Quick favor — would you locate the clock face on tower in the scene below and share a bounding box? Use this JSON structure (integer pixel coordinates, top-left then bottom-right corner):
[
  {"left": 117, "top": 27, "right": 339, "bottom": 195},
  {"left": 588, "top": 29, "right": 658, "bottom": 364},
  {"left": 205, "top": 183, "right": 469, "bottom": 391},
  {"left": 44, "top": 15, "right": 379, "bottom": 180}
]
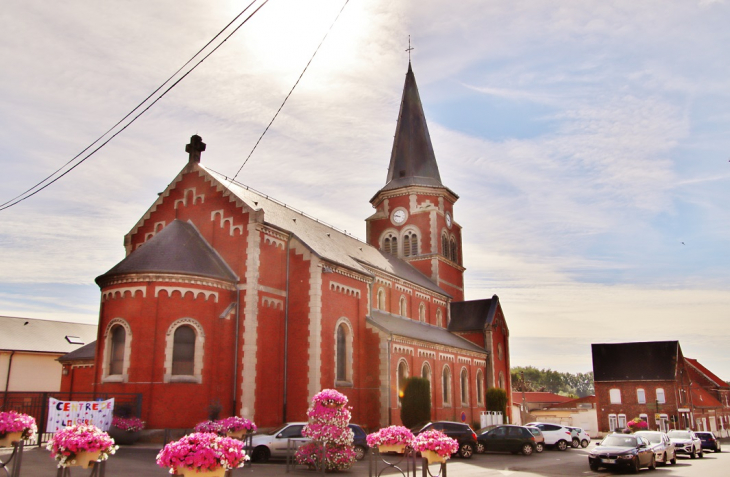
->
[
  {"left": 392, "top": 208, "right": 407, "bottom": 225},
  {"left": 445, "top": 211, "right": 452, "bottom": 228}
]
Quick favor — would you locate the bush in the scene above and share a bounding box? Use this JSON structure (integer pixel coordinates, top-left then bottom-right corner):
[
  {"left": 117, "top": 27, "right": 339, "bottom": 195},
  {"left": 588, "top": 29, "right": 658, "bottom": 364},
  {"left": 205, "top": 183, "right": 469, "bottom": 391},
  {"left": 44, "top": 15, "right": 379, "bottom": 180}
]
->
[
  {"left": 485, "top": 388, "right": 508, "bottom": 416},
  {"left": 400, "top": 378, "right": 431, "bottom": 428}
]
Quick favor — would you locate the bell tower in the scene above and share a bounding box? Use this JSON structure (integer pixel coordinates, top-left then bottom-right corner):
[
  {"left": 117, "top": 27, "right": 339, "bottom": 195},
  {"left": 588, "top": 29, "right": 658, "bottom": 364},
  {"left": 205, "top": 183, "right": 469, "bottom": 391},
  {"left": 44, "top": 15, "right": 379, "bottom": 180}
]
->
[{"left": 366, "top": 62, "right": 465, "bottom": 301}]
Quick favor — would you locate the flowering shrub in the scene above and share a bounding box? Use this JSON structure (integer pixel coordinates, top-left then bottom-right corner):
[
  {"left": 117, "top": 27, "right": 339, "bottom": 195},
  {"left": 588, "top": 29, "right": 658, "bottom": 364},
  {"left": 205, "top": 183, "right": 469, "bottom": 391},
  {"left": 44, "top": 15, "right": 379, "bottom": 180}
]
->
[
  {"left": 411, "top": 430, "right": 459, "bottom": 458},
  {"left": 111, "top": 416, "right": 145, "bottom": 432},
  {"left": 46, "top": 424, "right": 118, "bottom": 468},
  {"left": 0, "top": 411, "right": 37, "bottom": 440},
  {"left": 627, "top": 418, "right": 648, "bottom": 431},
  {"left": 366, "top": 426, "right": 414, "bottom": 448},
  {"left": 312, "top": 389, "right": 348, "bottom": 408},
  {"left": 295, "top": 442, "right": 357, "bottom": 471},
  {"left": 156, "top": 432, "right": 248, "bottom": 474},
  {"left": 303, "top": 424, "right": 353, "bottom": 446},
  {"left": 194, "top": 420, "right": 224, "bottom": 435},
  {"left": 218, "top": 417, "right": 256, "bottom": 434}
]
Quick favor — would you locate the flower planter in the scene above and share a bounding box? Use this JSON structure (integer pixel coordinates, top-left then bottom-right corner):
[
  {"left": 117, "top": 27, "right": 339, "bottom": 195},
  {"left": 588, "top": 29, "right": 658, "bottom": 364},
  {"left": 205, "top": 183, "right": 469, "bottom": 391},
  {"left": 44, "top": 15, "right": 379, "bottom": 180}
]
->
[
  {"left": 0, "top": 431, "right": 23, "bottom": 447},
  {"left": 108, "top": 426, "right": 141, "bottom": 445},
  {"left": 72, "top": 450, "right": 102, "bottom": 469},
  {"left": 177, "top": 466, "right": 226, "bottom": 477},
  {"left": 422, "top": 450, "right": 446, "bottom": 465},
  {"left": 378, "top": 443, "right": 406, "bottom": 454}
]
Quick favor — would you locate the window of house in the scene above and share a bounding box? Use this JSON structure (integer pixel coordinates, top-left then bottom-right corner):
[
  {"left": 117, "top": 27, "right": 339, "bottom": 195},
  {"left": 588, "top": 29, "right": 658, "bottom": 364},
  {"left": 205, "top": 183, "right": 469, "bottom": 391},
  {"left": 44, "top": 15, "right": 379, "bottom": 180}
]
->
[
  {"left": 442, "top": 233, "right": 449, "bottom": 258},
  {"left": 419, "top": 303, "right": 426, "bottom": 322},
  {"left": 656, "top": 388, "right": 666, "bottom": 404},
  {"left": 403, "top": 231, "right": 418, "bottom": 257},
  {"left": 460, "top": 368, "right": 469, "bottom": 405},
  {"left": 476, "top": 370, "right": 484, "bottom": 405},
  {"left": 637, "top": 388, "right": 646, "bottom": 404},
  {"left": 377, "top": 289, "right": 386, "bottom": 310},
  {"left": 397, "top": 360, "right": 408, "bottom": 406},
  {"left": 334, "top": 318, "right": 353, "bottom": 385},
  {"left": 609, "top": 388, "right": 622, "bottom": 404},
  {"left": 449, "top": 238, "right": 457, "bottom": 262},
  {"left": 172, "top": 326, "right": 196, "bottom": 375},
  {"left": 399, "top": 296, "right": 407, "bottom": 316},
  {"left": 109, "top": 325, "right": 126, "bottom": 375},
  {"left": 618, "top": 414, "right": 627, "bottom": 428},
  {"left": 608, "top": 414, "right": 618, "bottom": 431},
  {"left": 442, "top": 366, "right": 452, "bottom": 406}
]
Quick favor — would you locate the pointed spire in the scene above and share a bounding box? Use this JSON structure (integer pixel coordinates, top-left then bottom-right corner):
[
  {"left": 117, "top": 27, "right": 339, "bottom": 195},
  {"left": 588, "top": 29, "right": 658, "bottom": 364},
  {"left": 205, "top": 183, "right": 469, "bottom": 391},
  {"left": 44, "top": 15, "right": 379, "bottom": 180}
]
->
[{"left": 380, "top": 63, "right": 443, "bottom": 192}]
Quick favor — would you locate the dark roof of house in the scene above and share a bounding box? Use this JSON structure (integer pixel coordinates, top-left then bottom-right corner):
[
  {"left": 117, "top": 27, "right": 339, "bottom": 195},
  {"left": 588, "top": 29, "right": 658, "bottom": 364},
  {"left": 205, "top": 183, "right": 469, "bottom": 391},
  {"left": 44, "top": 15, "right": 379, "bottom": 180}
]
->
[
  {"left": 685, "top": 358, "right": 729, "bottom": 389},
  {"left": 448, "top": 296, "right": 499, "bottom": 332},
  {"left": 367, "top": 310, "right": 486, "bottom": 354},
  {"left": 0, "top": 316, "right": 97, "bottom": 354},
  {"left": 58, "top": 341, "right": 97, "bottom": 362},
  {"left": 592, "top": 341, "right": 680, "bottom": 382},
  {"left": 96, "top": 219, "right": 238, "bottom": 285},
  {"left": 375, "top": 63, "right": 454, "bottom": 197}
]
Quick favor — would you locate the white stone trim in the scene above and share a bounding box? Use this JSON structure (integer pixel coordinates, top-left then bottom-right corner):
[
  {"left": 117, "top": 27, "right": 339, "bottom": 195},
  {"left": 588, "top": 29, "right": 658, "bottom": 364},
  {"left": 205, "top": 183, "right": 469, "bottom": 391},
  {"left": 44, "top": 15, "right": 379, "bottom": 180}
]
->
[
  {"left": 330, "top": 281, "right": 361, "bottom": 298},
  {"left": 240, "top": 223, "right": 262, "bottom": 417},
  {"left": 375, "top": 277, "right": 392, "bottom": 287},
  {"left": 439, "top": 353, "right": 455, "bottom": 362},
  {"left": 458, "top": 356, "right": 472, "bottom": 365},
  {"left": 155, "top": 286, "right": 218, "bottom": 303},
  {"left": 163, "top": 318, "right": 205, "bottom": 384},
  {"left": 430, "top": 209, "right": 438, "bottom": 254},
  {"left": 102, "top": 286, "right": 146, "bottom": 301},
  {"left": 258, "top": 285, "right": 286, "bottom": 297},
  {"left": 333, "top": 317, "right": 354, "bottom": 386},
  {"left": 418, "top": 350, "right": 436, "bottom": 359},
  {"left": 211, "top": 209, "right": 244, "bottom": 236},
  {"left": 263, "top": 234, "right": 286, "bottom": 249},
  {"left": 101, "top": 318, "right": 132, "bottom": 383},
  {"left": 393, "top": 344, "right": 414, "bottom": 356},
  {"left": 433, "top": 298, "right": 446, "bottom": 307},
  {"left": 395, "top": 284, "right": 412, "bottom": 294},
  {"left": 415, "top": 292, "right": 431, "bottom": 301},
  {"left": 174, "top": 188, "right": 204, "bottom": 209},
  {"left": 307, "top": 255, "right": 323, "bottom": 400},
  {"left": 262, "top": 296, "right": 283, "bottom": 310}
]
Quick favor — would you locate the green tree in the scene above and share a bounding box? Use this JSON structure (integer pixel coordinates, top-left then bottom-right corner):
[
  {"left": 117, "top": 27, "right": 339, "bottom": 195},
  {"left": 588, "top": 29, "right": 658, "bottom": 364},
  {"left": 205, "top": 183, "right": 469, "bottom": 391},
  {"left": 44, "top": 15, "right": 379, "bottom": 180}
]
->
[
  {"left": 400, "top": 377, "right": 431, "bottom": 428},
  {"left": 485, "top": 388, "right": 508, "bottom": 416},
  {"left": 511, "top": 367, "right": 594, "bottom": 397}
]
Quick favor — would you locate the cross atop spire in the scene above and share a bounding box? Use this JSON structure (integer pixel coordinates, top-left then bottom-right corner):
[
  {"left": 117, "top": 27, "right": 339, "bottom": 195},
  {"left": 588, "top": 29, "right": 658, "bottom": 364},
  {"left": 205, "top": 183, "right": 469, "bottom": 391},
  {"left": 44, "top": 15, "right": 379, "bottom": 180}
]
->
[
  {"left": 406, "top": 35, "right": 414, "bottom": 63},
  {"left": 185, "top": 135, "right": 206, "bottom": 163}
]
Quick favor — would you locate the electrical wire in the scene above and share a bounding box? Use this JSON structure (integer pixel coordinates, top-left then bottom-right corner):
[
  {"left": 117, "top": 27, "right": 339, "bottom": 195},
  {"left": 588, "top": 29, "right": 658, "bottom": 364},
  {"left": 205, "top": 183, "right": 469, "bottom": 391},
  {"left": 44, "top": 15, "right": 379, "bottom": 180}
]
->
[
  {"left": 0, "top": 0, "right": 269, "bottom": 212},
  {"left": 230, "top": 0, "right": 350, "bottom": 182}
]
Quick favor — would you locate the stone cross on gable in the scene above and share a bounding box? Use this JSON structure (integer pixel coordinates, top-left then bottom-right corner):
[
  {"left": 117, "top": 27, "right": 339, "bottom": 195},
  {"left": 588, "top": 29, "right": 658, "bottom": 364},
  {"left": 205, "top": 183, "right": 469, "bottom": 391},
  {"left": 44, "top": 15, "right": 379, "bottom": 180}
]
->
[{"left": 186, "top": 135, "right": 206, "bottom": 163}]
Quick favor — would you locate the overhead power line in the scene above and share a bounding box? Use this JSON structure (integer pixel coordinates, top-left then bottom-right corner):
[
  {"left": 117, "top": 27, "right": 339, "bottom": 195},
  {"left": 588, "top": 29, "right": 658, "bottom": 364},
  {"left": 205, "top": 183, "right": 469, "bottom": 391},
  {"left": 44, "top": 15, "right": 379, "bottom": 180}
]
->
[{"left": 1, "top": 0, "right": 269, "bottom": 212}]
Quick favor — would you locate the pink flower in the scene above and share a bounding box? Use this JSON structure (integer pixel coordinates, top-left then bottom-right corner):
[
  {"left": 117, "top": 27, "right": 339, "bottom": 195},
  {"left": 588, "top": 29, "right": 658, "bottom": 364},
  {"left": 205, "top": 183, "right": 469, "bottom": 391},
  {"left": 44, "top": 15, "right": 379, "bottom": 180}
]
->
[
  {"left": 366, "top": 426, "right": 414, "bottom": 448},
  {"left": 111, "top": 416, "right": 145, "bottom": 432},
  {"left": 217, "top": 417, "right": 256, "bottom": 433},
  {"left": 0, "top": 411, "right": 37, "bottom": 440},
  {"left": 156, "top": 432, "right": 248, "bottom": 473},
  {"left": 411, "top": 430, "right": 458, "bottom": 458},
  {"left": 46, "top": 424, "right": 118, "bottom": 468}
]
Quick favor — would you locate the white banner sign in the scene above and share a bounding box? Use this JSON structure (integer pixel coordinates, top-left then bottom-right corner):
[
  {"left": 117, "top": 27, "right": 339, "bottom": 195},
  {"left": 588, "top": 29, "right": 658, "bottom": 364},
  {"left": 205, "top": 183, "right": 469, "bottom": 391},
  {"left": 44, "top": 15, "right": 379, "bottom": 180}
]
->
[{"left": 46, "top": 398, "right": 115, "bottom": 433}]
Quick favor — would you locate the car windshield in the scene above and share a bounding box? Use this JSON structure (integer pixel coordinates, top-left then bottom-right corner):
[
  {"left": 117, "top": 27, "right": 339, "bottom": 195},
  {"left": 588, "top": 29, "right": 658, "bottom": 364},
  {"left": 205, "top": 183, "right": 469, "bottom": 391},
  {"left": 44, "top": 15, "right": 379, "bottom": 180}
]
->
[
  {"left": 477, "top": 425, "right": 497, "bottom": 434},
  {"left": 635, "top": 432, "right": 661, "bottom": 444},
  {"left": 602, "top": 435, "right": 638, "bottom": 447},
  {"left": 668, "top": 431, "right": 690, "bottom": 439}
]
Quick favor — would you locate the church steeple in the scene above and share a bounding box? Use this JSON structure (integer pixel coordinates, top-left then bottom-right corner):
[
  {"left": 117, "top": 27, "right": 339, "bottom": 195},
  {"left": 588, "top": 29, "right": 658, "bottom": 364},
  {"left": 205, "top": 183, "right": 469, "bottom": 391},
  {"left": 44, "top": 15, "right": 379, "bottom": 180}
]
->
[{"left": 379, "top": 62, "right": 443, "bottom": 193}]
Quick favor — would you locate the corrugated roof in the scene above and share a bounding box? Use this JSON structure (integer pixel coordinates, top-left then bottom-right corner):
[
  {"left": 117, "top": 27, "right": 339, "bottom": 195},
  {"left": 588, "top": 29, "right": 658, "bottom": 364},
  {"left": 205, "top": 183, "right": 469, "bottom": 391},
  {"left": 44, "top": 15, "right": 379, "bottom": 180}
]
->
[
  {"left": 0, "top": 316, "right": 97, "bottom": 354},
  {"left": 97, "top": 219, "right": 237, "bottom": 285},
  {"left": 202, "top": 166, "right": 448, "bottom": 296},
  {"left": 592, "top": 341, "right": 680, "bottom": 381},
  {"left": 685, "top": 358, "right": 729, "bottom": 389},
  {"left": 367, "top": 310, "right": 485, "bottom": 354},
  {"left": 448, "top": 296, "right": 498, "bottom": 332}
]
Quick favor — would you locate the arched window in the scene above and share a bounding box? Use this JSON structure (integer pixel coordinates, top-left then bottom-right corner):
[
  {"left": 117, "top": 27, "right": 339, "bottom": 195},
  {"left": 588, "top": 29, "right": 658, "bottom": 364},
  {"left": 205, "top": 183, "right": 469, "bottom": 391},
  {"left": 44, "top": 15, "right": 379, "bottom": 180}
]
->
[
  {"left": 334, "top": 318, "right": 353, "bottom": 385},
  {"left": 172, "top": 326, "right": 196, "bottom": 376},
  {"left": 422, "top": 362, "right": 432, "bottom": 386},
  {"left": 397, "top": 359, "right": 409, "bottom": 406},
  {"left": 497, "top": 343, "right": 503, "bottom": 361},
  {"left": 442, "top": 365, "right": 452, "bottom": 406},
  {"left": 436, "top": 309, "right": 443, "bottom": 328},
  {"left": 377, "top": 289, "right": 386, "bottom": 310},
  {"left": 498, "top": 371, "right": 505, "bottom": 389},
  {"left": 460, "top": 368, "right": 469, "bottom": 405},
  {"left": 442, "top": 233, "right": 449, "bottom": 257},
  {"left": 399, "top": 296, "right": 407, "bottom": 316},
  {"left": 450, "top": 238, "right": 457, "bottom": 262},
  {"left": 403, "top": 231, "right": 418, "bottom": 257},
  {"left": 419, "top": 303, "right": 426, "bottom": 322},
  {"left": 383, "top": 234, "right": 398, "bottom": 255},
  {"left": 476, "top": 370, "right": 484, "bottom": 405},
  {"left": 109, "top": 325, "right": 126, "bottom": 375}
]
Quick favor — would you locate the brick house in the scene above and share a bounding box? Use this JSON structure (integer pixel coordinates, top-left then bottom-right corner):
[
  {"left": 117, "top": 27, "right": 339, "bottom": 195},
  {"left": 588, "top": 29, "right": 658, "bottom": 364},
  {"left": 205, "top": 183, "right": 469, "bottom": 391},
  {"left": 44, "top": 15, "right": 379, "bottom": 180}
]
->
[
  {"left": 60, "top": 63, "right": 512, "bottom": 430},
  {"left": 592, "top": 341, "right": 729, "bottom": 436}
]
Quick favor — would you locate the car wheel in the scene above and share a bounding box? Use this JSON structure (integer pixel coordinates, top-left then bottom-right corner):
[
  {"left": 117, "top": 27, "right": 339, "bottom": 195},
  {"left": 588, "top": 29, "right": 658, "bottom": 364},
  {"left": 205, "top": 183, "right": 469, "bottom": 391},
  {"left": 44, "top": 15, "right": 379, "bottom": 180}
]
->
[
  {"left": 252, "top": 446, "right": 270, "bottom": 463},
  {"left": 648, "top": 455, "right": 656, "bottom": 470},
  {"left": 699, "top": 448, "right": 704, "bottom": 458},
  {"left": 589, "top": 462, "right": 600, "bottom": 472},
  {"left": 572, "top": 438, "right": 580, "bottom": 448},
  {"left": 556, "top": 440, "right": 568, "bottom": 451},
  {"left": 670, "top": 455, "right": 677, "bottom": 465},
  {"left": 536, "top": 443, "right": 544, "bottom": 453},
  {"left": 354, "top": 445, "right": 366, "bottom": 461},
  {"left": 476, "top": 442, "right": 485, "bottom": 454},
  {"left": 691, "top": 448, "right": 697, "bottom": 459},
  {"left": 716, "top": 443, "right": 722, "bottom": 453},
  {"left": 459, "top": 442, "right": 474, "bottom": 459},
  {"left": 521, "top": 443, "right": 534, "bottom": 456},
  {"left": 658, "top": 452, "right": 666, "bottom": 466},
  {"left": 581, "top": 439, "right": 589, "bottom": 448},
  {"left": 631, "top": 456, "right": 641, "bottom": 474}
]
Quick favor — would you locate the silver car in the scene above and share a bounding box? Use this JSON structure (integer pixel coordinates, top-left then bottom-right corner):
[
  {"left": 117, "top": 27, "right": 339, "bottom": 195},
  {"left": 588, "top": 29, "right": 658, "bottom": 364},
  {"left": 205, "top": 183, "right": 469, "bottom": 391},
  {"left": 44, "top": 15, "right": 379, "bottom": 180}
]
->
[
  {"left": 635, "top": 431, "right": 677, "bottom": 465},
  {"left": 250, "top": 422, "right": 308, "bottom": 462},
  {"left": 667, "top": 429, "right": 703, "bottom": 459}
]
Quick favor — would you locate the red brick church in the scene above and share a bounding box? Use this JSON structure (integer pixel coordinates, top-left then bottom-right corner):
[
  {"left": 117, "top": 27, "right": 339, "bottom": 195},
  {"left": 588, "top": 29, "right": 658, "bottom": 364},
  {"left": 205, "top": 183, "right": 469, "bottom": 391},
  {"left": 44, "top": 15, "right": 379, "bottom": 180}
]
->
[{"left": 60, "top": 63, "right": 512, "bottom": 430}]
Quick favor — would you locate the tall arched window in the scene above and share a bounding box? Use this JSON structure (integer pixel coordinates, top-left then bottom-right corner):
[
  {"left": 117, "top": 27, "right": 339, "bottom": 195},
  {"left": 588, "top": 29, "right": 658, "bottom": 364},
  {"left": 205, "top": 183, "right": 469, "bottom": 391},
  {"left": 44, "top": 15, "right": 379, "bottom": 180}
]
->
[
  {"left": 334, "top": 318, "right": 353, "bottom": 385},
  {"left": 498, "top": 371, "right": 505, "bottom": 389},
  {"left": 403, "top": 231, "right": 418, "bottom": 257},
  {"left": 109, "top": 325, "right": 126, "bottom": 375},
  {"left": 336, "top": 324, "right": 347, "bottom": 381},
  {"left": 172, "top": 326, "right": 196, "bottom": 375},
  {"left": 419, "top": 303, "right": 426, "bottom": 322},
  {"left": 436, "top": 309, "right": 443, "bottom": 328},
  {"left": 377, "top": 289, "right": 386, "bottom": 310},
  {"left": 422, "top": 362, "right": 432, "bottom": 393},
  {"left": 442, "top": 365, "right": 452, "bottom": 406},
  {"left": 383, "top": 235, "right": 398, "bottom": 255},
  {"left": 476, "top": 370, "right": 484, "bottom": 405},
  {"left": 399, "top": 296, "right": 407, "bottom": 316},
  {"left": 442, "top": 233, "right": 449, "bottom": 257},
  {"left": 398, "top": 360, "right": 409, "bottom": 406},
  {"left": 450, "top": 238, "right": 457, "bottom": 262},
  {"left": 460, "top": 368, "right": 469, "bottom": 405}
]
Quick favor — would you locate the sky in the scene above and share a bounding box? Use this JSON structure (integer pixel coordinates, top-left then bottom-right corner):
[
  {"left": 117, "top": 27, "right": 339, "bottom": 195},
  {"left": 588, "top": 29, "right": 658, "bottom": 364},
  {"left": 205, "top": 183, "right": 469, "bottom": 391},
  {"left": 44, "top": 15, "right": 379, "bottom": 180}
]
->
[{"left": 1, "top": 0, "right": 728, "bottom": 377}]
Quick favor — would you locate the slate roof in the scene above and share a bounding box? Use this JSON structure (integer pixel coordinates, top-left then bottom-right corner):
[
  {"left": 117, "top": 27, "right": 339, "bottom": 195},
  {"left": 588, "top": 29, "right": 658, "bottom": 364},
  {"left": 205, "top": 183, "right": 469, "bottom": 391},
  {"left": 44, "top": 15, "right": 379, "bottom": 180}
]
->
[
  {"left": 367, "top": 310, "right": 485, "bottom": 354},
  {"left": 0, "top": 316, "right": 97, "bottom": 354},
  {"left": 375, "top": 63, "right": 455, "bottom": 197},
  {"left": 97, "top": 219, "right": 237, "bottom": 285},
  {"left": 448, "top": 296, "right": 499, "bottom": 332},
  {"left": 202, "top": 167, "right": 449, "bottom": 297},
  {"left": 685, "top": 358, "right": 729, "bottom": 389},
  {"left": 592, "top": 341, "right": 680, "bottom": 382},
  {"left": 58, "top": 341, "right": 97, "bottom": 362}
]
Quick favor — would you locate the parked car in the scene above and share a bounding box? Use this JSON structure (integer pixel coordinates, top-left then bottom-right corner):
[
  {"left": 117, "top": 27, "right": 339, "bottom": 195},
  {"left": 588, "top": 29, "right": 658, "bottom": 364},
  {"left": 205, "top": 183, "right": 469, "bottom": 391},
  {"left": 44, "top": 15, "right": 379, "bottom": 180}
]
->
[
  {"left": 667, "top": 429, "right": 703, "bottom": 459},
  {"left": 476, "top": 424, "right": 537, "bottom": 456},
  {"left": 695, "top": 431, "right": 722, "bottom": 453},
  {"left": 524, "top": 426, "right": 545, "bottom": 453},
  {"left": 250, "top": 422, "right": 308, "bottom": 462},
  {"left": 588, "top": 433, "right": 656, "bottom": 473},
  {"left": 566, "top": 426, "right": 591, "bottom": 448},
  {"left": 524, "top": 422, "right": 573, "bottom": 451},
  {"left": 634, "top": 431, "right": 677, "bottom": 466},
  {"left": 411, "top": 421, "right": 477, "bottom": 459},
  {"left": 349, "top": 424, "right": 369, "bottom": 460}
]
